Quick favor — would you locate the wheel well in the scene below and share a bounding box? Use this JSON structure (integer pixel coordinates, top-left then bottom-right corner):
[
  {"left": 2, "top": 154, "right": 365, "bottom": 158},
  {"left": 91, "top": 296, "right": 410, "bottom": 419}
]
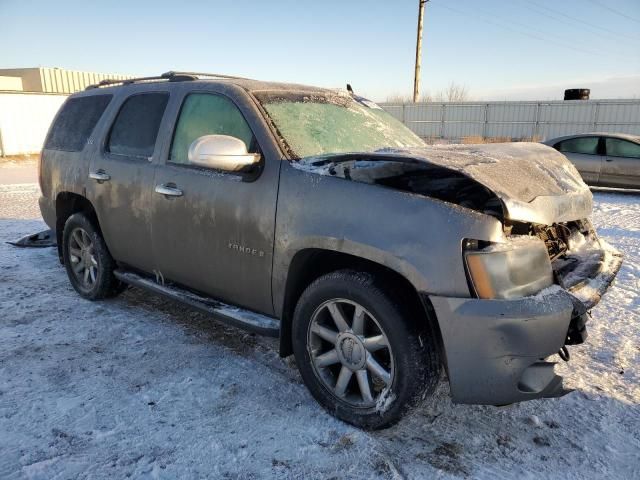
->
[
  {"left": 279, "top": 249, "right": 442, "bottom": 358},
  {"left": 55, "top": 192, "right": 99, "bottom": 263}
]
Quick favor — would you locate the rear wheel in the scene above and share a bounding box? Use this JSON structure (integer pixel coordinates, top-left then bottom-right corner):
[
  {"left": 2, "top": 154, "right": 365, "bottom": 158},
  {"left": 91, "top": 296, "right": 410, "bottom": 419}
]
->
[
  {"left": 292, "top": 270, "right": 441, "bottom": 429},
  {"left": 62, "top": 212, "right": 125, "bottom": 300}
]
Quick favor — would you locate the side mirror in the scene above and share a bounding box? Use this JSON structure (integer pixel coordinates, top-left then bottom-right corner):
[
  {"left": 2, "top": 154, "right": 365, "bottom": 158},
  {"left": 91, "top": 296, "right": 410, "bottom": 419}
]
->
[{"left": 187, "top": 135, "right": 260, "bottom": 172}]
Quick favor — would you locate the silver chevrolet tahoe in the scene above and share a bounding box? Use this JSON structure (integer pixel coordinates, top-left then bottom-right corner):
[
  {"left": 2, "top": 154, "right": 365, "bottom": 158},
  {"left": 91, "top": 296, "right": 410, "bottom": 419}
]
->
[{"left": 38, "top": 71, "right": 622, "bottom": 429}]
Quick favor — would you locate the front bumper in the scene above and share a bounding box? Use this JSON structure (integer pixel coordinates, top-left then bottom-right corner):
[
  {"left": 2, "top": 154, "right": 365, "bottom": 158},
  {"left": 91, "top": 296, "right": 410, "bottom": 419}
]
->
[{"left": 429, "top": 246, "right": 622, "bottom": 405}]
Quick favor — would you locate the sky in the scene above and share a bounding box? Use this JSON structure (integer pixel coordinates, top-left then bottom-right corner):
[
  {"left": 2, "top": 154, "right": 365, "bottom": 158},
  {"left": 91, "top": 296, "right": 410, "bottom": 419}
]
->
[{"left": 1, "top": 0, "right": 639, "bottom": 101}]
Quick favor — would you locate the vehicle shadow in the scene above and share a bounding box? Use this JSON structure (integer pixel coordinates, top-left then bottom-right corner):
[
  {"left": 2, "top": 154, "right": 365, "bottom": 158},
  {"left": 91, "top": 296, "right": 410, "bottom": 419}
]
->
[{"left": 121, "top": 286, "right": 298, "bottom": 380}]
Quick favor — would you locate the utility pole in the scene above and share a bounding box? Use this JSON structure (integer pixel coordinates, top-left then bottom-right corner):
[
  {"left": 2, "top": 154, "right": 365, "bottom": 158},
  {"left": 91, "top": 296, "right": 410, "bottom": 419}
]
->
[{"left": 413, "top": 0, "right": 428, "bottom": 103}]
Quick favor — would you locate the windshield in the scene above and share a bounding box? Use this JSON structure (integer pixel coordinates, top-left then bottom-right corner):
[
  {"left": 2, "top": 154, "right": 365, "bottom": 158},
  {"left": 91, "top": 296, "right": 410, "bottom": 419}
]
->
[{"left": 254, "top": 91, "right": 425, "bottom": 159}]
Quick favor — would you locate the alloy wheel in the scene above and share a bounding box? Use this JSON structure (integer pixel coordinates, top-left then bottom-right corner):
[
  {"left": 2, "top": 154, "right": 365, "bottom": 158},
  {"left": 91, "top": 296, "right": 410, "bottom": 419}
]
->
[
  {"left": 68, "top": 227, "right": 98, "bottom": 288},
  {"left": 307, "top": 299, "right": 395, "bottom": 408}
]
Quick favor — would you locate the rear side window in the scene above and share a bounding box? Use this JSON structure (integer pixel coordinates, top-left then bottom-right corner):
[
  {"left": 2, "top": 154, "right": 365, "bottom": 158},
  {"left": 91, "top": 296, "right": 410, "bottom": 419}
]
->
[
  {"left": 45, "top": 95, "right": 112, "bottom": 152},
  {"left": 107, "top": 93, "right": 169, "bottom": 159},
  {"left": 605, "top": 138, "right": 640, "bottom": 159},
  {"left": 555, "top": 137, "right": 599, "bottom": 155},
  {"left": 169, "top": 93, "right": 257, "bottom": 165}
]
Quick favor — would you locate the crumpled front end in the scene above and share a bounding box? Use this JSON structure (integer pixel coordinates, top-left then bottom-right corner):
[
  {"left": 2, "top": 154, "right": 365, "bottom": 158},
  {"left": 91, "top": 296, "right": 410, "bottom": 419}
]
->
[
  {"left": 291, "top": 142, "right": 623, "bottom": 405},
  {"left": 429, "top": 220, "right": 622, "bottom": 405},
  {"left": 430, "top": 290, "right": 575, "bottom": 404},
  {"left": 551, "top": 223, "right": 623, "bottom": 310}
]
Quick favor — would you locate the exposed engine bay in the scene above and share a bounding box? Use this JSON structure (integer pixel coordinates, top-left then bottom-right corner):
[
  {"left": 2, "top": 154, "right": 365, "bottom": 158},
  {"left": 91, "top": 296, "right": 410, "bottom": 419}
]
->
[
  {"left": 508, "top": 219, "right": 594, "bottom": 262},
  {"left": 296, "top": 155, "right": 505, "bottom": 219},
  {"left": 292, "top": 142, "right": 594, "bottom": 226}
]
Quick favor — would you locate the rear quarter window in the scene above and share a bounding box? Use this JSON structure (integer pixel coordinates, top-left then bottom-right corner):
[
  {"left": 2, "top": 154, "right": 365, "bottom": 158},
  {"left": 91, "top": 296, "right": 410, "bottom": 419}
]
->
[{"left": 45, "top": 95, "right": 113, "bottom": 152}]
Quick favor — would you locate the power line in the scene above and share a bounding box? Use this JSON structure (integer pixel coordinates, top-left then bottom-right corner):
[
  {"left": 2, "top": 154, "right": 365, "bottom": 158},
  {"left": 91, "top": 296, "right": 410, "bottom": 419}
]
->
[
  {"left": 432, "top": 2, "right": 610, "bottom": 57},
  {"left": 469, "top": 2, "right": 615, "bottom": 55},
  {"left": 525, "top": 0, "right": 640, "bottom": 42},
  {"left": 586, "top": 0, "right": 640, "bottom": 24}
]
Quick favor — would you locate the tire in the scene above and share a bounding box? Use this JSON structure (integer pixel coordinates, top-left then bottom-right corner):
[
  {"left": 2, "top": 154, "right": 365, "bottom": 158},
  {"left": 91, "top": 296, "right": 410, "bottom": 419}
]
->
[
  {"left": 62, "top": 212, "right": 125, "bottom": 300},
  {"left": 292, "top": 269, "right": 441, "bottom": 429}
]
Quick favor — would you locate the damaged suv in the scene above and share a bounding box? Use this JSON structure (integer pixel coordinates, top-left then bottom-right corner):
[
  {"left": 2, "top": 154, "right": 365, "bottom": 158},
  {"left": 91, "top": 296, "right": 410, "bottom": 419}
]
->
[{"left": 38, "top": 71, "right": 622, "bottom": 429}]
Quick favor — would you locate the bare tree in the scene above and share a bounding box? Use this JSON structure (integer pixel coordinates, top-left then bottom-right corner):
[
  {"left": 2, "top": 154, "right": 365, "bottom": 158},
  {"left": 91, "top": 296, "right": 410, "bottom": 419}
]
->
[
  {"left": 436, "top": 82, "right": 469, "bottom": 102},
  {"left": 385, "top": 83, "right": 469, "bottom": 104},
  {"left": 385, "top": 93, "right": 433, "bottom": 103},
  {"left": 385, "top": 94, "right": 412, "bottom": 103}
]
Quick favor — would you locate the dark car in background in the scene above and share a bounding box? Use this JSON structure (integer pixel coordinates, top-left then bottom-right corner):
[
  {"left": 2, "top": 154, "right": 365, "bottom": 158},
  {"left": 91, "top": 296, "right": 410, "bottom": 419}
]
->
[{"left": 544, "top": 133, "right": 640, "bottom": 189}]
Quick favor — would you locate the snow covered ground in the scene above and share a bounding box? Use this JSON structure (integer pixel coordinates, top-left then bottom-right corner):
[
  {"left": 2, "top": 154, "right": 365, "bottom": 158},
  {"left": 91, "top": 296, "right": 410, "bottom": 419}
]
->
[{"left": 0, "top": 183, "right": 638, "bottom": 479}]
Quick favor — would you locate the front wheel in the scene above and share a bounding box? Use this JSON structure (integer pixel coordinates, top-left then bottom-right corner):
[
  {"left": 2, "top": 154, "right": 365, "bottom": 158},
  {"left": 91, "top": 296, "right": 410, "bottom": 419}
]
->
[{"left": 292, "top": 270, "right": 441, "bottom": 429}]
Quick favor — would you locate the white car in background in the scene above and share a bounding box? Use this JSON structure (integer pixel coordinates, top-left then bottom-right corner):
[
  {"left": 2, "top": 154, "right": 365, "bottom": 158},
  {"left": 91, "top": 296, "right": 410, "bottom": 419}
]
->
[{"left": 544, "top": 133, "right": 640, "bottom": 189}]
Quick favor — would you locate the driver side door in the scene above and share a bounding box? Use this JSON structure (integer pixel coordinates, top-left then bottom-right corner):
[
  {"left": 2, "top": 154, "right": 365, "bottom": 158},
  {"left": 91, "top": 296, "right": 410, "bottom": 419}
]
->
[{"left": 150, "top": 88, "right": 280, "bottom": 315}]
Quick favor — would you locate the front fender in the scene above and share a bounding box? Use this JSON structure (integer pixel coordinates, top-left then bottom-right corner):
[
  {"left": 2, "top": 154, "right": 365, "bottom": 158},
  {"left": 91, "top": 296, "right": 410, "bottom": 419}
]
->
[{"left": 272, "top": 162, "right": 504, "bottom": 317}]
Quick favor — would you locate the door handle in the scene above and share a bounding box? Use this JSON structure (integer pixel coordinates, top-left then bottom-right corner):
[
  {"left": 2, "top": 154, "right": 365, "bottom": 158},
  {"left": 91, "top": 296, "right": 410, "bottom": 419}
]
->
[
  {"left": 155, "top": 184, "right": 183, "bottom": 197},
  {"left": 89, "top": 170, "right": 111, "bottom": 182},
  {"left": 605, "top": 158, "right": 613, "bottom": 162}
]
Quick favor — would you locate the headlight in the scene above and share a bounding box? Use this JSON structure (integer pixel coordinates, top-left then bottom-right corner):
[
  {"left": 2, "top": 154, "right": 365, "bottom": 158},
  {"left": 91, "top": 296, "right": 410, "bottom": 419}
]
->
[{"left": 464, "top": 237, "right": 554, "bottom": 299}]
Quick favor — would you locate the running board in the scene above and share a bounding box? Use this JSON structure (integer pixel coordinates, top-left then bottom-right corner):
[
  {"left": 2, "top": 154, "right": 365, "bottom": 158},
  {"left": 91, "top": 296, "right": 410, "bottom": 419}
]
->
[{"left": 114, "top": 270, "right": 280, "bottom": 337}]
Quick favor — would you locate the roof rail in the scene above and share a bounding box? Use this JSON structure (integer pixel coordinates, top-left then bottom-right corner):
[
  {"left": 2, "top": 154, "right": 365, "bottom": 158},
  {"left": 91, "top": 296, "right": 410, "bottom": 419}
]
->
[
  {"left": 162, "top": 71, "right": 252, "bottom": 80},
  {"left": 86, "top": 73, "right": 173, "bottom": 90},
  {"left": 85, "top": 70, "right": 252, "bottom": 90}
]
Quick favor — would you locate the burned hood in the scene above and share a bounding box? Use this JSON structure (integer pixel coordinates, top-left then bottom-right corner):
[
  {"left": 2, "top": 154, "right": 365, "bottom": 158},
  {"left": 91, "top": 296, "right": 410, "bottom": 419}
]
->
[
  {"left": 294, "top": 142, "right": 592, "bottom": 225},
  {"left": 405, "top": 142, "right": 592, "bottom": 224}
]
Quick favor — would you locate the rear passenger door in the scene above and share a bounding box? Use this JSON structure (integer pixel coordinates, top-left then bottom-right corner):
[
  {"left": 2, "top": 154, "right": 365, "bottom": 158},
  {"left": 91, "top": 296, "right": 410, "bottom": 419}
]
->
[
  {"left": 600, "top": 137, "right": 640, "bottom": 188},
  {"left": 150, "top": 86, "right": 280, "bottom": 315},
  {"left": 86, "top": 90, "right": 169, "bottom": 273},
  {"left": 554, "top": 136, "right": 603, "bottom": 185}
]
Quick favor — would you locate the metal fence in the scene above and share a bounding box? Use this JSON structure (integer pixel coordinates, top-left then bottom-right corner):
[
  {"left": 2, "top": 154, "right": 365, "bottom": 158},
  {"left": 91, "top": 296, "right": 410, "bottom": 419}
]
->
[{"left": 380, "top": 99, "right": 640, "bottom": 142}]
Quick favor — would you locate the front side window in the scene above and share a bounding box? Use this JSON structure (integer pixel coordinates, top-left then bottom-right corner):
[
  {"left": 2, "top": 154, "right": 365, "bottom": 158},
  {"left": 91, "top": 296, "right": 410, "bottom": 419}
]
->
[
  {"left": 107, "top": 93, "right": 168, "bottom": 159},
  {"left": 254, "top": 91, "right": 425, "bottom": 159},
  {"left": 45, "top": 95, "right": 112, "bottom": 152},
  {"left": 556, "top": 137, "right": 599, "bottom": 155},
  {"left": 605, "top": 138, "right": 640, "bottom": 159},
  {"left": 169, "top": 93, "right": 257, "bottom": 165}
]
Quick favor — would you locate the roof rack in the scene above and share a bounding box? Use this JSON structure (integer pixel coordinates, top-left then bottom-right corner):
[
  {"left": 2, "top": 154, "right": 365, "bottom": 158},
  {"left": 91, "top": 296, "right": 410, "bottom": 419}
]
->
[
  {"left": 85, "top": 70, "right": 252, "bottom": 90},
  {"left": 163, "top": 71, "right": 251, "bottom": 80}
]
